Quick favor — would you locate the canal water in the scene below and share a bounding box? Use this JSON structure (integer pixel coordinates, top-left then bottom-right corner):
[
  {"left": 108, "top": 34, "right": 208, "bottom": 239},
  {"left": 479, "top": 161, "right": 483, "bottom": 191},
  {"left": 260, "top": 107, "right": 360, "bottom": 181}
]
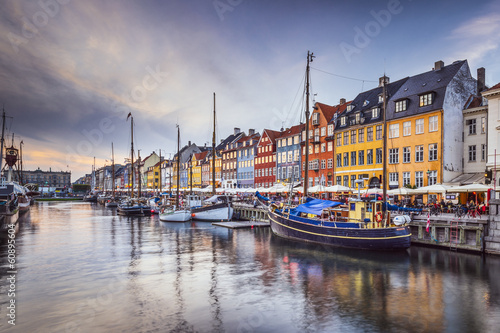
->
[{"left": 1, "top": 201, "right": 500, "bottom": 333}]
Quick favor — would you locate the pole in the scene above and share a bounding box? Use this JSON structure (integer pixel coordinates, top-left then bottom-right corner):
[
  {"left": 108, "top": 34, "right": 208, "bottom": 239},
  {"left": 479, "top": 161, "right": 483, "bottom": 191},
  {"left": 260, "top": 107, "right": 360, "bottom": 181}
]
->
[
  {"left": 158, "top": 149, "right": 162, "bottom": 195},
  {"left": 304, "top": 51, "right": 314, "bottom": 198},
  {"left": 190, "top": 154, "right": 193, "bottom": 195},
  {"left": 0, "top": 108, "right": 5, "bottom": 177},
  {"left": 19, "top": 140, "right": 24, "bottom": 184},
  {"left": 176, "top": 125, "right": 180, "bottom": 209},
  {"left": 212, "top": 92, "right": 216, "bottom": 196},
  {"left": 382, "top": 75, "right": 388, "bottom": 227},
  {"left": 495, "top": 149, "right": 497, "bottom": 200},
  {"left": 138, "top": 150, "right": 142, "bottom": 198},
  {"left": 130, "top": 115, "right": 134, "bottom": 199},
  {"left": 112, "top": 142, "right": 115, "bottom": 198}
]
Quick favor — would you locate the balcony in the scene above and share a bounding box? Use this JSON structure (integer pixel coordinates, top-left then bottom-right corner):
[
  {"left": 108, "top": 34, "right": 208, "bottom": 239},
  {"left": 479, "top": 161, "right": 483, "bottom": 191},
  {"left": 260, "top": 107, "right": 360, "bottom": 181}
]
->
[{"left": 311, "top": 135, "right": 321, "bottom": 144}]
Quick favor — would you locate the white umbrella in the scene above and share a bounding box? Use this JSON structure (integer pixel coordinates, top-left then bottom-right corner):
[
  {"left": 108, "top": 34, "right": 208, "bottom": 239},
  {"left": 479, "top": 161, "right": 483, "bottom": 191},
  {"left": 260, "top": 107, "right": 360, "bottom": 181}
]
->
[
  {"left": 451, "top": 183, "right": 493, "bottom": 193},
  {"left": 308, "top": 185, "right": 327, "bottom": 193},
  {"left": 412, "top": 184, "right": 453, "bottom": 194},
  {"left": 324, "top": 185, "right": 353, "bottom": 193},
  {"left": 387, "top": 187, "right": 416, "bottom": 195}
]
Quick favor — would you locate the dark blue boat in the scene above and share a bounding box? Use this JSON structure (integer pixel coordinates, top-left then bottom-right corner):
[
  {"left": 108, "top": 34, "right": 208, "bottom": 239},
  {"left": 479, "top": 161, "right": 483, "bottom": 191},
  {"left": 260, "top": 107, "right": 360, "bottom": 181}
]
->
[{"left": 268, "top": 198, "right": 411, "bottom": 250}]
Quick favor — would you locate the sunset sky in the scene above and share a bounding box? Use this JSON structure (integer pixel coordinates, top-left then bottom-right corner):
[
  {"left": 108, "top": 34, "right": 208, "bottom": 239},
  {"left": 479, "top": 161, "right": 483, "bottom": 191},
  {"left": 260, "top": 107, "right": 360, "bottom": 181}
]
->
[{"left": 1, "top": 0, "right": 500, "bottom": 181}]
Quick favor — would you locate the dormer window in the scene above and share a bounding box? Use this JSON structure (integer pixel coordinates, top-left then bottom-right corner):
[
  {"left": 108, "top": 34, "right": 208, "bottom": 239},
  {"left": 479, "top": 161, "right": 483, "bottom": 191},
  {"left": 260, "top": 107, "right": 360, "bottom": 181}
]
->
[
  {"left": 347, "top": 104, "right": 354, "bottom": 112},
  {"left": 340, "top": 116, "right": 347, "bottom": 126},
  {"left": 355, "top": 113, "right": 360, "bottom": 123},
  {"left": 395, "top": 99, "right": 408, "bottom": 112},
  {"left": 372, "top": 107, "right": 380, "bottom": 119},
  {"left": 363, "top": 100, "right": 369, "bottom": 107},
  {"left": 419, "top": 92, "right": 434, "bottom": 107},
  {"left": 378, "top": 95, "right": 383, "bottom": 103}
]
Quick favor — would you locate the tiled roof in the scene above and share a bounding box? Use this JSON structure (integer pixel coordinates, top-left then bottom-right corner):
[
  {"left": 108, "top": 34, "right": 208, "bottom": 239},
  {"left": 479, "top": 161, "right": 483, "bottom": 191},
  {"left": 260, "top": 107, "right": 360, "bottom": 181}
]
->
[
  {"left": 263, "top": 129, "right": 282, "bottom": 144},
  {"left": 327, "top": 101, "right": 353, "bottom": 124},
  {"left": 485, "top": 82, "right": 500, "bottom": 92},
  {"left": 278, "top": 123, "right": 305, "bottom": 138},
  {"left": 463, "top": 95, "right": 484, "bottom": 109}
]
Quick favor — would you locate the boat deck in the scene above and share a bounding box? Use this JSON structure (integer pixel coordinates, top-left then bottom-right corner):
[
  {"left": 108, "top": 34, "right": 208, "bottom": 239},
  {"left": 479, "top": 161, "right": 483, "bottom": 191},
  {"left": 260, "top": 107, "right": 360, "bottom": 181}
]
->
[{"left": 212, "top": 220, "right": 270, "bottom": 229}]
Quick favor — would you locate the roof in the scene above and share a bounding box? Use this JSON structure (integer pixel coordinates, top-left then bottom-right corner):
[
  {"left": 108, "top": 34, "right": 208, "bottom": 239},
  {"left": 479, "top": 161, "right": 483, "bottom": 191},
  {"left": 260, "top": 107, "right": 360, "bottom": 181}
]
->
[
  {"left": 262, "top": 129, "right": 282, "bottom": 144},
  {"left": 194, "top": 151, "right": 209, "bottom": 161},
  {"left": 485, "top": 82, "right": 500, "bottom": 92},
  {"left": 386, "top": 60, "right": 467, "bottom": 120},
  {"left": 463, "top": 95, "right": 485, "bottom": 110},
  {"left": 327, "top": 101, "right": 352, "bottom": 124},
  {"left": 277, "top": 123, "right": 305, "bottom": 138}
]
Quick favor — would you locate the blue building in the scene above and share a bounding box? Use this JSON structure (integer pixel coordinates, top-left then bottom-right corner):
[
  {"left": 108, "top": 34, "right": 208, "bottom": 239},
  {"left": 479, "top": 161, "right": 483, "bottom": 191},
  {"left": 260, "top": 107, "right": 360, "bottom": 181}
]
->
[
  {"left": 236, "top": 131, "right": 260, "bottom": 188},
  {"left": 276, "top": 124, "right": 305, "bottom": 185}
]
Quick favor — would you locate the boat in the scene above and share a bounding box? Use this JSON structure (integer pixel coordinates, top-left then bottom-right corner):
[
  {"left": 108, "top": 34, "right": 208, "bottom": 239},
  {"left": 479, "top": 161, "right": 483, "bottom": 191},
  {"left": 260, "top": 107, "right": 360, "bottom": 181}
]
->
[
  {"left": 267, "top": 51, "right": 412, "bottom": 250},
  {"left": 0, "top": 182, "right": 19, "bottom": 233},
  {"left": 159, "top": 125, "right": 191, "bottom": 222},
  {"left": 117, "top": 113, "right": 152, "bottom": 217},
  {"left": 191, "top": 93, "right": 233, "bottom": 222},
  {"left": 191, "top": 194, "right": 233, "bottom": 222}
]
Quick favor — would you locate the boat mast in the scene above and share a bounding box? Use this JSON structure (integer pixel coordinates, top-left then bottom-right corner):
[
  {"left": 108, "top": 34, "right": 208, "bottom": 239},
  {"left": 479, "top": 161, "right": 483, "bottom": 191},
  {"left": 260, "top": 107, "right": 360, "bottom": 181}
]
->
[
  {"left": 0, "top": 108, "right": 5, "bottom": 178},
  {"left": 112, "top": 142, "right": 115, "bottom": 198},
  {"left": 176, "top": 125, "right": 180, "bottom": 208},
  {"left": 382, "top": 75, "right": 388, "bottom": 226},
  {"left": 304, "top": 51, "right": 314, "bottom": 197},
  {"left": 129, "top": 113, "right": 134, "bottom": 199},
  {"left": 138, "top": 150, "right": 142, "bottom": 198},
  {"left": 189, "top": 154, "right": 193, "bottom": 195},
  {"left": 93, "top": 157, "right": 96, "bottom": 191},
  {"left": 212, "top": 92, "right": 216, "bottom": 196},
  {"left": 158, "top": 149, "right": 162, "bottom": 195},
  {"left": 19, "top": 140, "right": 24, "bottom": 185}
]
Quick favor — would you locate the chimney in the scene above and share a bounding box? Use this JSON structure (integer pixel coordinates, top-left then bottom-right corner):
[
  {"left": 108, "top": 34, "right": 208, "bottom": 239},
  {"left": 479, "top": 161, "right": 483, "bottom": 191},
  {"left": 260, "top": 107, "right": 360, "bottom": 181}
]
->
[
  {"left": 248, "top": 128, "right": 255, "bottom": 135},
  {"left": 234, "top": 127, "right": 241, "bottom": 135},
  {"left": 378, "top": 76, "right": 390, "bottom": 87},
  {"left": 188, "top": 140, "right": 191, "bottom": 146},
  {"left": 477, "top": 67, "right": 486, "bottom": 93},
  {"left": 434, "top": 60, "right": 444, "bottom": 71},
  {"left": 340, "top": 98, "right": 346, "bottom": 104}
]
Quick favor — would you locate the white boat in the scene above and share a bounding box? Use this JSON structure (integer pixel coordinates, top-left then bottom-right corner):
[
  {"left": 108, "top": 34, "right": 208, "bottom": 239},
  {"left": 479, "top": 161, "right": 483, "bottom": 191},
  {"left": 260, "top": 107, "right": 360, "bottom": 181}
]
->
[
  {"left": 159, "top": 207, "right": 191, "bottom": 222},
  {"left": 191, "top": 195, "right": 233, "bottom": 222}
]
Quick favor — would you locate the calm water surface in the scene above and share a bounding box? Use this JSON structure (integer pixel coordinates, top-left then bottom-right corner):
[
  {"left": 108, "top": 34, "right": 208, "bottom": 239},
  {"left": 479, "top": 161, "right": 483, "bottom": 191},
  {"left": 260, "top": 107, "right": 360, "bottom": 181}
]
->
[{"left": 1, "top": 201, "right": 500, "bottom": 332}]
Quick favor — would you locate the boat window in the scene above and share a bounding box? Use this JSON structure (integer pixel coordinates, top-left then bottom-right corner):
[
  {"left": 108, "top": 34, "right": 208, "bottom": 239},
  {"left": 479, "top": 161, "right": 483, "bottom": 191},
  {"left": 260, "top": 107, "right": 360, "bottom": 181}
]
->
[{"left": 350, "top": 203, "right": 355, "bottom": 211}]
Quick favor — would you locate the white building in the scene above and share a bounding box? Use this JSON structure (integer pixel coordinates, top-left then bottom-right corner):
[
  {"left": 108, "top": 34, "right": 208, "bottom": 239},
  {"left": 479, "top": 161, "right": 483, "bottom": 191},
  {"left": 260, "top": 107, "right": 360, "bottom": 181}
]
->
[{"left": 484, "top": 82, "right": 500, "bottom": 189}]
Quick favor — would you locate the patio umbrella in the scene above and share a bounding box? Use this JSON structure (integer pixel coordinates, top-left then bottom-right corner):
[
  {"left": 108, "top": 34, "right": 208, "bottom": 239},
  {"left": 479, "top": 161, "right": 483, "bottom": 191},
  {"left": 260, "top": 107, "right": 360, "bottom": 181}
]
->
[
  {"left": 387, "top": 187, "right": 416, "bottom": 195},
  {"left": 324, "top": 185, "right": 353, "bottom": 193},
  {"left": 451, "top": 183, "right": 493, "bottom": 192},
  {"left": 412, "top": 184, "right": 453, "bottom": 194}
]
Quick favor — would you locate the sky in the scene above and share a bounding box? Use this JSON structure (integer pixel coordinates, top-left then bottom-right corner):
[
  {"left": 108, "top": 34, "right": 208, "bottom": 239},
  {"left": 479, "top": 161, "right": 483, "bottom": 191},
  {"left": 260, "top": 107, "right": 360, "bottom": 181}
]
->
[{"left": 1, "top": 0, "right": 500, "bottom": 182}]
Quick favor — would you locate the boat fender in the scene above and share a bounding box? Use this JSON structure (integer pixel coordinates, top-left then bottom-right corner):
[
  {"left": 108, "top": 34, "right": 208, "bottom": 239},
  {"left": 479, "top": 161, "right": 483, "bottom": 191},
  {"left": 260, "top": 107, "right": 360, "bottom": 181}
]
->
[
  {"left": 375, "top": 212, "right": 382, "bottom": 223},
  {"left": 161, "top": 208, "right": 164, "bottom": 214}
]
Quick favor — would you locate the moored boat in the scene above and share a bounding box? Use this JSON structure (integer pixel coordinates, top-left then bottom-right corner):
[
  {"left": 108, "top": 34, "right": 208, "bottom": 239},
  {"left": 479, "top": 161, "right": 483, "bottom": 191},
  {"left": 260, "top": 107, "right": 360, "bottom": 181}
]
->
[
  {"left": 268, "top": 197, "right": 411, "bottom": 250},
  {"left": 191, "top": 195, "right": 233, "bottom": 222},
  {"left": 0, "top": 183, "right": 19, "bottom": 233},
  {"left": 117, "top": 199, "right": 153, "bottom": 216}
]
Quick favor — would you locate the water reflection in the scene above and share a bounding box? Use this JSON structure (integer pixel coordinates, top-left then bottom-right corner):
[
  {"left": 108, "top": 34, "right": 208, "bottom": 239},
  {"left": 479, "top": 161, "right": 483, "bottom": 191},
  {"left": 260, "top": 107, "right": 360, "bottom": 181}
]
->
[{"left": 0, "top": 202, "right": 499, "bottom": 333}]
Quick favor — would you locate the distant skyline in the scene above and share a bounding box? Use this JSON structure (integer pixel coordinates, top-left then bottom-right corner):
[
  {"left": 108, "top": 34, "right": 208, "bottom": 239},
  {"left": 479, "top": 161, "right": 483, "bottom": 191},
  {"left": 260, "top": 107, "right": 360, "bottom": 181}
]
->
[{"left": 1, "top": 0, "right": 500, "bottom": 181}]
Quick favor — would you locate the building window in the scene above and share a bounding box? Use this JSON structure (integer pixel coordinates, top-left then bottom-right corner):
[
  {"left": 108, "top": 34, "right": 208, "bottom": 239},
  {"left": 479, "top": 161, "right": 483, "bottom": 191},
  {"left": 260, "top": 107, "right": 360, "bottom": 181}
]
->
[
  {"left": 351, "top": 151, "right": 356, "bottom": 166},
  {"left": 327, "top": 141, "right": 333, "bottom": 152},
  {"left": 416, "top": 119, "right": 424, "bottom": 134},
  {"left": 403, "top": 172, "right": 411, "bottom": 186},
  {"left": 351, "top": 175, "right": 357, "bottom": 188},
  {"left": 467, "top": 118, "right": 477, "bottom": 135},
  {"left": 403, "top": 147, "right": 411, "bottom": 163},
  {"left": 376, "top": 148, "right": 383, "bottom": 164},
  {"left": 321, "top": 159, "right": 326, "bottom": 169},
  {"left": 327, "top": 158, "right": 333, "bottom": 169},
  {"left": 358, "top": 128, "right": 364, "bottom": 143},
  {"left": 429, "top": 143, "right": 438, "bottom": 161},
  {"left": 355, "top": 113, "right": 361, "bottom": 123},
  {"left": 481, "top": 117, "right": 486, "bottom": 134},
  {"left": 415, "top": 171, "right": 424, "bottom": 188},
  {"left": 429, "top": 115, "right": 438, "bottom": 132},
  {"left": 336, "top": 133, "right": 342, "bottom": 146},
  {"left": 358, "top": 150, "right": 364, "bottom": 165},
  {"left": 415, "top": 145, "right": 424, "bottom": 162},
  {"left": 389, "top": 173, "right": 399, "bottom": 187},
  {"left": 367, "top": 149, "right": 373, "bottom": 165},
  {"left": 336, "top": 176, "right": 342, "bottom": 185},
  {"left": 343, "top": 153, "right": 349, "bottom": 166},
  {"left": 343, "top": 175, "right": 349, "bottom": 187},
  {"left": 468, "top": 145, "right": 476, "bottom": 162},
  {"left": 403, "top": 121, "right": 411, "bottom": 136},
  {"left": 389, "top": 123, "right": 399, "bottom": 138},
  {"left": 419, "top": 93, "right": 433, "bottom": 107},
  {"left": 321, "top": 127, "right": 326, "bottom": 136},
  {"left": 395, "top": 100, "right": 407, "bottom": 112},
  {"left": 321, "top": 143, "right": 326, "bottom": 152},
  {"left": 351, "top": 130, "right": 356, "bottom": 144},
  {"left": 337, "top": 154, "right": 342, "bottom": 167},
  {"left": 376, "top": 125, "right": 382, "bottom": 140},
  {"left": 367, "top": 127, "right": 373, "bottom": 141},
  {"left": 372, "top": 108, "right": 380, "bottom": 118},
  {"left": 341, "top": 116, "right": 346, "bottom": 126},
  {"left": 482, "top": 144, "right": 486, "bottom": 161},
  {"left": 428, "top": 170, "right": 437, "bottom": 186},
  {"left": 389, "top": 148, "right": 399, "bottom": 164},
  {"left": 327, "top": 124, "right": 334, "bottom": 136},
  {"left": 343, "top": 132, "right": 349, "bottom": 145}
]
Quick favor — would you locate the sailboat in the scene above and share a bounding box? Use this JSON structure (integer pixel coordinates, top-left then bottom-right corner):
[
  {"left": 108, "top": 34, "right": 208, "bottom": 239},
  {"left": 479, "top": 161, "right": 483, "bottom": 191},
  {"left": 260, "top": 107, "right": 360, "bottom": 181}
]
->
[
  {"left": 191, "top": 93, "right": 234, "bottom": 222},
  {"left": 117, "top": 113, "right": 152, "bottom": 216},
  {"left": 106, "top": 143, "right": 119, "bottom": 208},
  {"left": 83, "top": 157, "right": 98, "bottom": 202},
  {"left": 159, "top": 125, "right": 191, "bottom": 222},
  {"left": 267, "top": 52, "right": 412, "bottom": 250}
]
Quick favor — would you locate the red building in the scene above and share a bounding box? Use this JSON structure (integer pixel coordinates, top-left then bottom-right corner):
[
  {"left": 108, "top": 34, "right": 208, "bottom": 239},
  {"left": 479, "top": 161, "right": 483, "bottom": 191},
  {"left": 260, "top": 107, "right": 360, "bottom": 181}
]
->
[{"left": 254, "top": 129, "right": 281, "bottom": 188}]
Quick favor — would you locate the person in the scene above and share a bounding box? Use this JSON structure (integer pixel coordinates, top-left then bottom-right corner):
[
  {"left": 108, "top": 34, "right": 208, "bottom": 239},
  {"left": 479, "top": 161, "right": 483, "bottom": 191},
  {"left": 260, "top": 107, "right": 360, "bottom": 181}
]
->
[{"left": 253, "top": 198, "right": 258, "bottom": 208}]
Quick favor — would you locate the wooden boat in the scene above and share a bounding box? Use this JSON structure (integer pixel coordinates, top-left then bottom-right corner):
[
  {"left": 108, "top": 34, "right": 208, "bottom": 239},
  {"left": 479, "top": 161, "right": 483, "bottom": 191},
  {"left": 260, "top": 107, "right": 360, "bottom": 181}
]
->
[
  {"left": 117, "top": 199, "right": 153, "bottom": 216},
  {"left": 0, "top": 183, "right": 19, "bottom": 233},
  {"left": 191, "top": 195, "right": 233, "bottom": 222},
  {"left": 268, "top": 52, "right": 411, "bottom": 251}
]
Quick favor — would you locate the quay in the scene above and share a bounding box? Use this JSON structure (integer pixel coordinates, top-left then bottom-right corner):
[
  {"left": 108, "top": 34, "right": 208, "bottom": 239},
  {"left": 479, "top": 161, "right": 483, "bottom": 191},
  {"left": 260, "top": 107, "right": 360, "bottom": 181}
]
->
[{"left": 232, "top": 203, "right": 500, "bottom": 255}]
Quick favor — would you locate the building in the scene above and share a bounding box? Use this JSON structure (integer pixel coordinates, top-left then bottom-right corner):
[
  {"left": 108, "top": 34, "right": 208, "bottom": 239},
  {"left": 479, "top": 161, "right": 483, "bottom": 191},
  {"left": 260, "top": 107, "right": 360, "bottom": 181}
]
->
[
  {"left": 191, "top": 151, "right": 209, "bottom": 188},
  {"left": 18, "top": 167, "right": 71, "bottom": 189},
  {"left": 236, "top": 130, "right": 260, "bottom": 188},
  {"left": 334, "top": 76, "right": 408, "bottom": 189},
  {"left": 484, "top": 82, "right": 500, "bottom": 189},
  {"left": 276, "top": 124, "right": 304, "bottom": 186},
  {"left": 221, "top": 128, "right": 245, "bottom": 189},
  {"left": 254, "top": 129, "right": 281, "bottom": 188}
]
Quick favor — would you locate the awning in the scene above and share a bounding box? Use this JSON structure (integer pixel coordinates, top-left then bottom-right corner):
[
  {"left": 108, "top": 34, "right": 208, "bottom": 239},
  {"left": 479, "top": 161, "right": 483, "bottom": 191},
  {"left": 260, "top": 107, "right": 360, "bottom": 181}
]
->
[
  {"left": 291, "top": 198, "right": 342, "bottom": 216},
  {"left": 449, "top": 172, "right": 485, "bottom": 185}
]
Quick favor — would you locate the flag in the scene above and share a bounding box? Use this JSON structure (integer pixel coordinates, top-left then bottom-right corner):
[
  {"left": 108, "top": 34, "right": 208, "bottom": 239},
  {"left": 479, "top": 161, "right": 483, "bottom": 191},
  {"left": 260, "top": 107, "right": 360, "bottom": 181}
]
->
[
  {"left": 426, "top": 211, "right": 430, "bottom": 233},
  {"left": 127, "top": 112, "right": 132, "bottom": 120}
]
